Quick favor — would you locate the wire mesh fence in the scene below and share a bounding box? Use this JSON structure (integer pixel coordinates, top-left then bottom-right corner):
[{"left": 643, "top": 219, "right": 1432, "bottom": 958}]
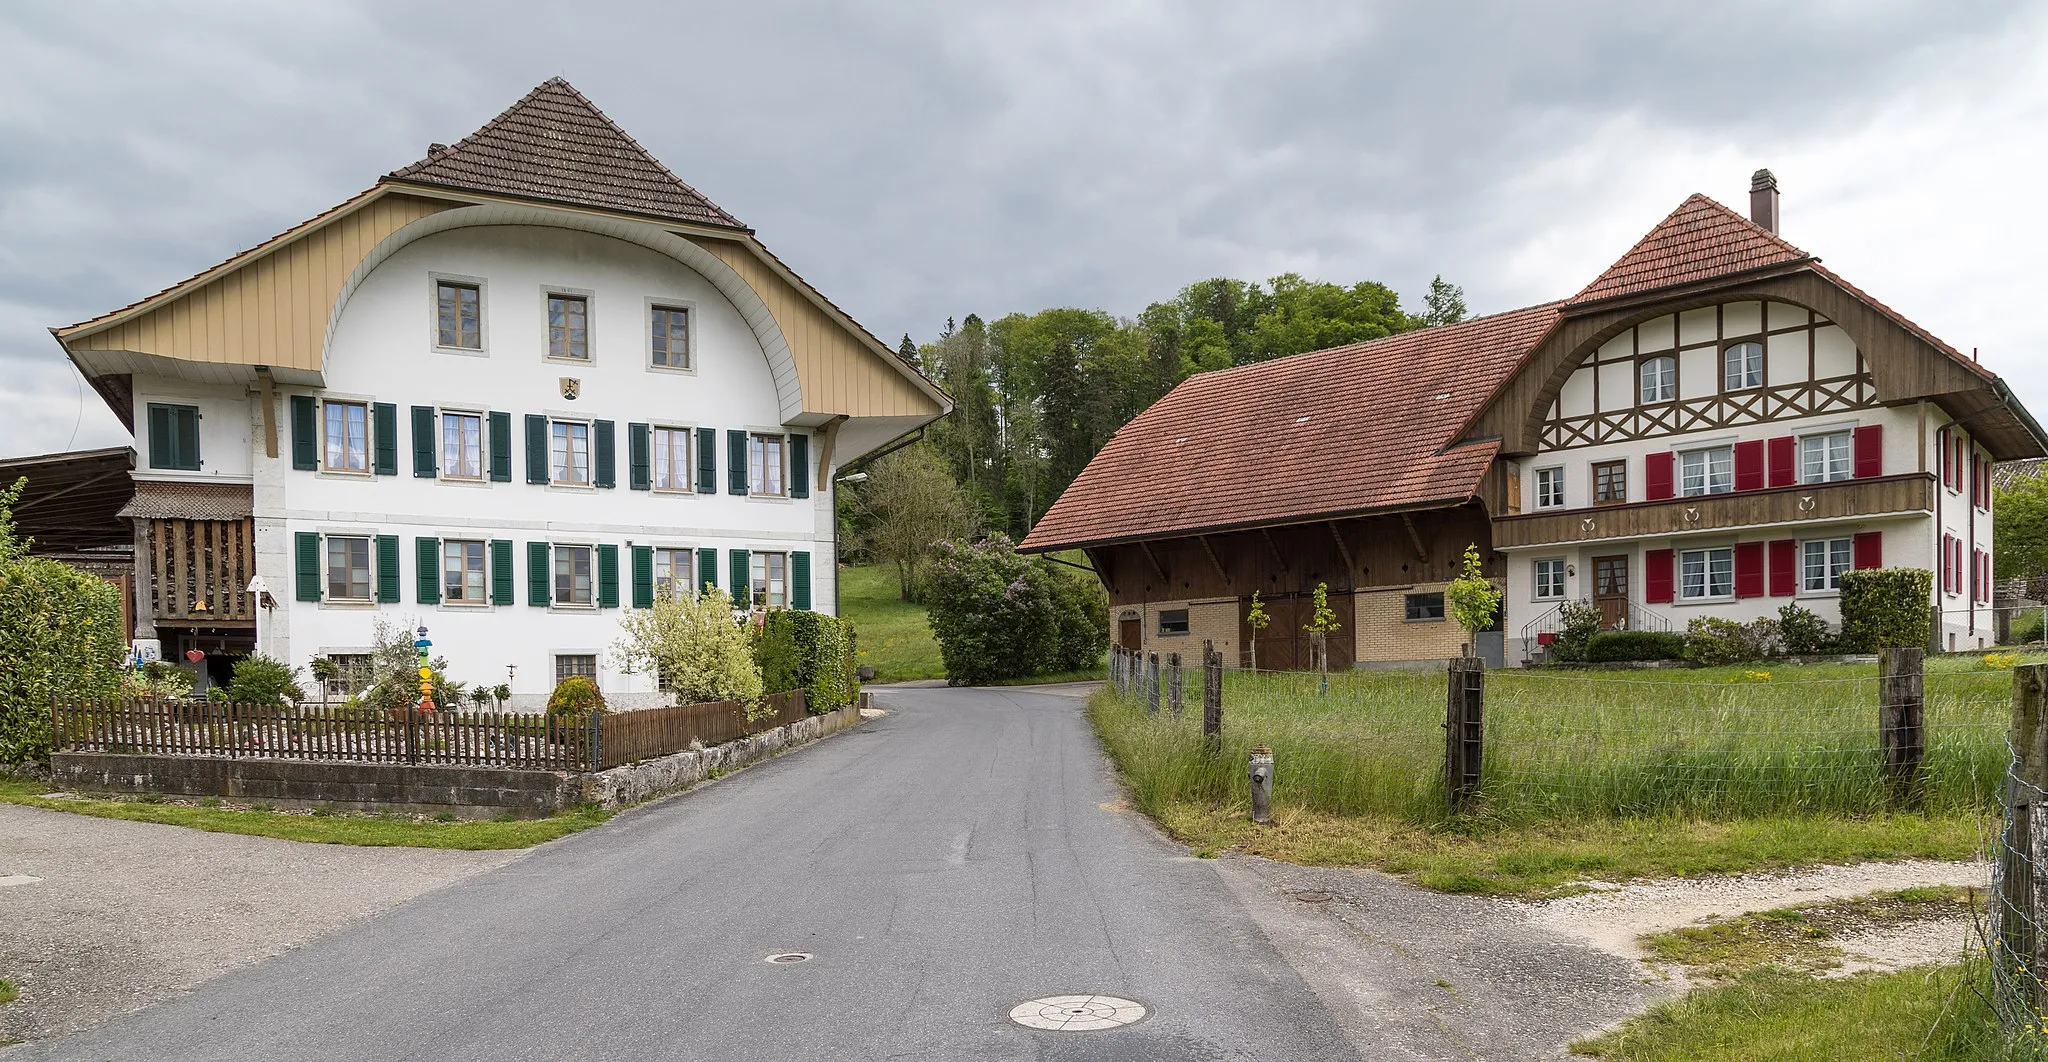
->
[{"left": 1991, "top": 666, "right": 2048, "bottom": 1050}]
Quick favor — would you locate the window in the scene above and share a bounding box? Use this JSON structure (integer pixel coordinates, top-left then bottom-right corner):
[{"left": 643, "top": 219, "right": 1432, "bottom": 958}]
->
[
  {"left": 1534, "top": 559, "right": 1566, "bottom": 600},
  {"left": 327, "top": 653, "right": 373, "bottom": 695},
  {"left": 441, "top": 412, "right": 483, "bottom": 480},
  {"left": 146, "top": 403, "right": 201, "bottom": 471},
  {"left": 1680, "top": 446, "right": 1733, "bottom": 497},
  {"left": 653, "top": 547, "right": 693, "bottom": 599},
  {"left": 443, "top": 540, "right": 488, "bottom": 604},
  {"left": 555, "top": 654, "right": 597, "bottom": 684},
  {"left": 1533, "top": 467, "right": 1565, "bottom": 509},
  {"left": 1404, "top": 592, "right": 1445, "bottom": 622},
  {"left": 547, "top": 294, "right": 588, "bottom": 360},
  {"left": 1801, "top": 431, "right": 1852, "bottom": 484},
  {"left": 1639, "top": 356, "right": 1676, "bottom": 403},
  {"left": 1680, "top": 547, "right": 1734, "bottom": 600},
  {"left": 749, "top": 433, "right": 785, "bottom": 496},
  {"left": 651, "top": 306, "right": 690, "bottom": 368},
  {"left": 1802, "top": 538, "right": 1852, "bottom": 593},
  {"left": 553, "top": 545, "right": 594, "bottom": 606},
  {"left": 1722, "top": 341, "right": 1764, "bottom": 390},
  {"left": 436, "top": 281, "right": 481, "bottom": 349},
  {"left": 551, "top": 421, "right": 591, "bottom": 485},
  {"left": 1158, "top": 609, "right": 1190, "bottom": 635},
  {"left": 324, "top": 400, "right": 369, "bottom": 472},
  {"left": 750, "top": 551, "right": 787, "bottom": 610},
  {"left": 1593, "top": 460, "right": 1626, "bottom": 505},
  {"left": 326, "top": 536, "right": 372, "bottom": 602},
  {"left": 652, "top": 427, "right": 691, "bottom": 491}
]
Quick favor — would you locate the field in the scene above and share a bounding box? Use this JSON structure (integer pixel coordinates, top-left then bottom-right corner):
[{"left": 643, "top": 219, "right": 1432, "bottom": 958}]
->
[{"left": 838, "top": 564, "right": 948, "bottom": 681}]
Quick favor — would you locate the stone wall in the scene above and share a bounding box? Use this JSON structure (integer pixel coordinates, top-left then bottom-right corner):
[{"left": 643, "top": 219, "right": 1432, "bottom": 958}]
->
[{"left": 578, "top": 704, "right": 862, "bottom": 808}]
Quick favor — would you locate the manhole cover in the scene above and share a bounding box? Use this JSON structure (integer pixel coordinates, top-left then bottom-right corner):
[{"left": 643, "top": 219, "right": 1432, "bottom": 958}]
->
[
  {"left": 764, "top": 952, "right": 811, "bottom": 964},
  {"left": 1008, "top": 994, "right": 1147, "bottom": 1031},
  {"left": 1292, "top": 890, "right": 1334, "bottom": 904}
]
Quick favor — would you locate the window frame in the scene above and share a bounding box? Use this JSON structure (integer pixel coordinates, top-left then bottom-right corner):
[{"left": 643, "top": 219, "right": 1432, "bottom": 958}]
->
[
  {"left": 325, "top": 534, "right": 373, "bottom": 603},
  {"left": 543, "top": 289, "right": 592, "bottom": 363},
  {"left": 1679, "top": 445, "right": 1734, "bottom": 497},
  {"left": 1157, "top": 608, "right": 1191, "bottom": 636},
  {"left": 748, "top": 432, "right": 787, "bottom": 498},
  {"left": 749, "top": 550, "right": 788, "bottom": 610},
  {"left": 651, "top": 425, "right": 694, "bottom": 493},
  {"left": 1721, "top": 340, "right": 1765, "bottom": 392},
  {"left": 322, "top": 399, "right": 371, "bottom": 474},
  {"left": 552, "top": 543, "right": 596, "bottom": 608},
  {"left": 1533, "top": 558, "right": 1567, "bottom": 600},
  {"left": 647, "top": 300, "right": 696, "bottom": 373},
  {"left": 145, "top": 402, "right": 203, "bottom": 472},
  {"left": 1638, "top": 355, "right": 1677, "bottom": 405},
  {"left": 1592, "top": 459, "right": 1626, "bottom": 506},
  {"left": 1799, "top": 430, "right": 1854, "bottom": 485},
  {"left": 653, "top": 546, "right": 695, "bottom": 600},
  {"left": 1403, "top": 592, "right": 1446, "bottom": 622},
  {"left": 554, "top": 653, "right": 598, "bottom": 685},
  {"left": 430, "top": 275, "right": 486, "bottom": 354},
  {"left": 550, "top": 419, "right": 593, "bottom": 487},
  {"left": 1679, "top": 546, "right": 1735, "bottom": 601},
  {"left": 442, "top": 539, "right": 489, "bottom": 606},
  {"left": 325, "top": 653, "right": 374, "bottom": 696},
  {"left": 1533, "top": 466, "right": 1566, "bottom": 510},
  {"left": 439, "top": 409, "right": 485, "bottom": 482},
  {"left": 1800, "top": 537, "right": 1853, "bottom": 594}
]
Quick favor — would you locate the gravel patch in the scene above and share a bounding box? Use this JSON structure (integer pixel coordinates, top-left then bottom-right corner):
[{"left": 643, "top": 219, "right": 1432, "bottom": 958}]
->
[
  {"left": 0, "top": 803, "right": 516, "bottom": 1045},
  {"left": 1831, "top": 915, "right": 1980, "bottom": 975}
]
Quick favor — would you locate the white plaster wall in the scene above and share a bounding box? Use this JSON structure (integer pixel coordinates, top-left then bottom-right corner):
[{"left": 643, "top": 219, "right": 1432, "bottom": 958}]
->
[{"left": 130, "top": 380, "right": 253, "bottom": 482}]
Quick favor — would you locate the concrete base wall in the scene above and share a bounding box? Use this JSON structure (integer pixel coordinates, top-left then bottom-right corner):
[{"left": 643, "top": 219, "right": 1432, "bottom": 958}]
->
[{"left": 578, "top": 704, "right": 862, "bottom": 809}]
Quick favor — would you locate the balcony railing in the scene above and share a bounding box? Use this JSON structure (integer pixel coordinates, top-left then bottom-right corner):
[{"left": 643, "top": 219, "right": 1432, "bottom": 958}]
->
[{"left": 1494, "top": 473, "right": 1933, "bottom": 549}]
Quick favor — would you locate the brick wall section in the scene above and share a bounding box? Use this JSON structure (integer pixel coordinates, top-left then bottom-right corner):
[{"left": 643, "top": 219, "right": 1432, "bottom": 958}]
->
[
  {"left": 1353, "top": 583, "right": 1470, "bottom": 662},
  {"left": 1112, "top": 598, "right": 1239, "bottom": 663}
]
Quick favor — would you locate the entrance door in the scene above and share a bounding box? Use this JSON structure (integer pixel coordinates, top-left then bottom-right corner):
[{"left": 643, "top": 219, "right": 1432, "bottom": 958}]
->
[
  {"left": 1117, "top": 613, "right": 1141, "bottom": 650},
  {"left": 1592, "top": 555, "right": 1629, "bottom": 630}
]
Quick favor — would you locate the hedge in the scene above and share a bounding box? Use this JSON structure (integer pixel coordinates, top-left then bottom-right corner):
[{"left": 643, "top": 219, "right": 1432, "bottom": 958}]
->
[
  {"left": 758, "top": 609, "right": 859, "bottom": 713},
  {"left": 1582, "top": 630, "right": 1685, "bottom": 662},
  {"left": 1838, "top": 567, "right": 1933, "bottom": 652},
  {"left": 2, "top": 476, "right": 126, "bottom": 762}
]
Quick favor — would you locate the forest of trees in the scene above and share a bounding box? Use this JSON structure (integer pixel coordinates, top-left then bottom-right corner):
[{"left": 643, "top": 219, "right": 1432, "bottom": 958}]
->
[{"left": 841, "top": 272, "right": 1468, "bottom": 599}]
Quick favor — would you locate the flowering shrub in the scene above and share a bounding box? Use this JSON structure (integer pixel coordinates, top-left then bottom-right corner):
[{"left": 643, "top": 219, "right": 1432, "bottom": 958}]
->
[
  {"left": 924, "top": 535, "right": 1102, "bottom": 685},
  {"left": 1985, "top": 652, "right": 2020, "bottom": 671},
  {"left": 613, "top": 586, "right": 763, "bottom": 710}
]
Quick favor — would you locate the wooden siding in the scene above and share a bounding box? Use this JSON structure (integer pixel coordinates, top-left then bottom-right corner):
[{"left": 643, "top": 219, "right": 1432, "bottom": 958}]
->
[
  {"left": 1491, "top": 472, "right": 1934, "bottom": 549},
  {"left": 68, "top": 193, "right": 455, "bottom": 372},
  {"left": 146, "top": 517, "right": 257, "bottom": 627},
  {"left": 693, "top": 237, "right": 937, "bottom": 420}
]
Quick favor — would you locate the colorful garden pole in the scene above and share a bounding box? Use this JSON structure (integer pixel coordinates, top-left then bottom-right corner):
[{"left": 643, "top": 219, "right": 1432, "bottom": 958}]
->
[{"left": 415, "top": 626, "right": 435, "bottom": 714}]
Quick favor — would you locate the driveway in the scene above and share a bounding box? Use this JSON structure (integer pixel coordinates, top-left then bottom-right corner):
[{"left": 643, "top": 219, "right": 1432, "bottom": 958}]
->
[{"left": 7, "top": 685, "right": 1655, "bottom": 1061}]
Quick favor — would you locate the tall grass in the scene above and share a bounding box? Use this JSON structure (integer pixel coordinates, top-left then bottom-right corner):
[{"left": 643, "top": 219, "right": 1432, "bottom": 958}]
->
[{"left": 1091, "top": 656, "right": 2025, "bottom": 825}]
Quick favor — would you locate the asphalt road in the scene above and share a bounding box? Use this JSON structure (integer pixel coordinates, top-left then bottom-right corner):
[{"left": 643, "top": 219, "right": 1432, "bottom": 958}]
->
[{"left": 11, "top": 685, "right": 1361, "bottom": 1062}]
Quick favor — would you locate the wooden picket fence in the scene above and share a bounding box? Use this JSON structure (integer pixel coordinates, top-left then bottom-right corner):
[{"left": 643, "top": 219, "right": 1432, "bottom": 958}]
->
[{"left": 594, "top": 690, "right": 808, "bottom": 769}]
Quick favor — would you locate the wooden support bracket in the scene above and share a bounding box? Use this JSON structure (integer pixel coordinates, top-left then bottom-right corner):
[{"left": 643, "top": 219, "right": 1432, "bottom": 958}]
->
[
  {"left": 1326, "top": 522, "right": 1355, "bottom": 576},
  {"left": 1199, "top": 535, "right": 1232, "bottom": 589},
  {"left": 1139, "top": 541, "right": 1168, "bottom": 583},
  {"left": 1400, "top": 514, "right": 1429, "bottom": 563},
  {"left": 1259, "top": 529, "right": 1289, "bottom": 572}
]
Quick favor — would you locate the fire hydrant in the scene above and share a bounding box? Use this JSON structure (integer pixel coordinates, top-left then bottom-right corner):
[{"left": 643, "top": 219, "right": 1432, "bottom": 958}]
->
[{"left": 1249, "top": 745, "right": 1274, "bottom": 825}]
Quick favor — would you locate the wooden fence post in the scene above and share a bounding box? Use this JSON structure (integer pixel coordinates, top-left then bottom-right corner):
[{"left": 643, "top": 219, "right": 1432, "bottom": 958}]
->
[
  {"left": 1146, "top": 653, "right": 1161, "bottom": 715},
  {"left": 2006, "top": 664, "right": 2048, "bottom": 1014},
  {"left": 1880, "top": 647, "right": 1925, "bottom": 805},
  {"left": 1445, "top": 656, "right": 1485, "bottom": 810},
  {"left": 1203, "top": 640, "right": 1223, "bottom": 749},
  {"left": 1168, "top": 653, "right": 1182, "bottom": 718}
]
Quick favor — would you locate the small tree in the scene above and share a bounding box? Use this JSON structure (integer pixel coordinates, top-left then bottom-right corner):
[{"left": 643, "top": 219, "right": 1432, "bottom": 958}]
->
[
  {"left": 1303, "top": 582, "right": 1342, "bottom": 688},
  {"left": 1245, "top": 590, "right": 1271, "bottom": 672},
  {"left": 353, "top": 619, "right": 462, "bottom": 716},
  {"left": 848, "top": 445, "right": 976, "bottom": 602},
  {"left": 612, "top": 586, "right": 764, "bottom": 713},
  {"left": 1445, "top": 543, "right": 1502, "bottom": 654}
]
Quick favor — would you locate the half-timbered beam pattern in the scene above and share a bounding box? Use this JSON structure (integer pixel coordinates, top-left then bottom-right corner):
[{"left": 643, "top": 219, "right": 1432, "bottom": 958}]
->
[
  {"left": 1541, "top": 371, "right": 1876, "bottom": 450},
  {"left": 1492, "top": 472, "right": 1933, "bottom": 548}
]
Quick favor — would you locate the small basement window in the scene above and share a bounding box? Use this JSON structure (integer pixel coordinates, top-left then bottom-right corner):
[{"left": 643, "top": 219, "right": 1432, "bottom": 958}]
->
[
  {"left": 1158, "top": 609, "right": 1190, "bottom": 635},
  {"left": 1404, "top": 592, "right": 1446, "bottom": 622}
]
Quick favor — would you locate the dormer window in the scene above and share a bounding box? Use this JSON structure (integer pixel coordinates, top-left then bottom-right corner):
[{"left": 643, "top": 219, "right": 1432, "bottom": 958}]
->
[
  {"left": 1639, "top": 356, "right": 1676, "bottom": 404},
  {"left": 1723, "top": 341, "right": 1764, "bottom": 390}
]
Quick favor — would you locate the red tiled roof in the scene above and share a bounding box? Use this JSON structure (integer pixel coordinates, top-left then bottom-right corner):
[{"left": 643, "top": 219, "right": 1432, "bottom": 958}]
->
[
  {"left": 1571, "top": 194, "right": 1808, "bottom": 305},
  {"left": 1019, "top": 303, "right": 1562, "bottom": 551},
  {"left": 384, "top": 78, "right": 745, "bottom": 230}
]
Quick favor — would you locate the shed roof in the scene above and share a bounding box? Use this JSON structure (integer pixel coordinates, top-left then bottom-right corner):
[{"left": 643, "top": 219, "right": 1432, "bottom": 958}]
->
[{"left": 0, "top": 447, "right": 135, "bottom": 554}]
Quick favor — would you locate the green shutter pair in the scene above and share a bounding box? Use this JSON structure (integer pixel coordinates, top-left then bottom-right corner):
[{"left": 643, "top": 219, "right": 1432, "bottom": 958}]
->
[
  {"left": 291, "top": 531, "right": 402, "bottom": 604},
  {"left": 285, "top": 396, "right": 397, "bottom": 475},
  {"left": 412, "top": 408, "right": 509, "bottom": 479},
  {"left": 146, "top": 403, "right": 201, "bottom": 471},
  {"left": 522, "top": 415, "right": 615, "bottom": 486},
  {"left": 524, "top": 541, "right": 618, "bottom": 607}
]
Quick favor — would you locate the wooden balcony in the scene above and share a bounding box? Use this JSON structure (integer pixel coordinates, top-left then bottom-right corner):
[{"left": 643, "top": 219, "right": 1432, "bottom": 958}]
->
[{"left": 1493, "top": 472, "right": 1933, "bottom": 549}]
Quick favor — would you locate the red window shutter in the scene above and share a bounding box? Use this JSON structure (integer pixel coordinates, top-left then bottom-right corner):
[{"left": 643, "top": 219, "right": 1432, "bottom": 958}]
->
[
  {"left": 1768, "top": 539, "right": 1798, "bottom": 596},
  {"left": 1937, "top": 428, "right": 1951, "bottom": 487},
  {"left": 1940, "top": 534, "right": 1953, "bottom": 591},
  {"left": 1734, "top": 440, "right": 1765, "bottom": 491},
  {"left": 1734, "top": 542, "right": 1765, "bottom": 598},
  {"left": 1646, "top": 451, "right": 1675, "bottom": 500},
  {"left": 1644, "top": 549, "right": 1675, "bottom": 603},
  {"left": 1853, "top": 531, "right": 1882, "bottom": 571},
  {"left": 1767, "top": 436, "right": 1797, "bottom": 488},
  {"left": 1853, "top": 424, "right": 1882, "bottom": 479}
]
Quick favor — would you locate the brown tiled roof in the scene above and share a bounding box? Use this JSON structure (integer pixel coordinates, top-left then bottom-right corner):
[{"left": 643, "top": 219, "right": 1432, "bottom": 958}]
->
[
  {"left": 1019, "top": 304, "right": 1562, "bottom": 551},
  {"left": 384, "top": 78, "right": 745, "bottom": 230},
  {"left": 119, "top": 482, "right": 252, "bottom": 521},
  {"left": 1571, "top": 194, "right": 1808, "bottom": 305}
]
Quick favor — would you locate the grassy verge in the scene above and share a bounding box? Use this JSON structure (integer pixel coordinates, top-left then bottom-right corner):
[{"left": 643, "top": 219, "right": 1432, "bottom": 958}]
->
[
  {"left": 839, "top": 563, "right": 947, "bottom": 681},
  {"left": 0, "top": 778, "right": 609, "bottom": 850}
]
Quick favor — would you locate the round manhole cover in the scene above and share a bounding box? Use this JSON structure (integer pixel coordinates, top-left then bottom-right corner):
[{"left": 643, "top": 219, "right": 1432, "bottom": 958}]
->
[
  {"left": 1293, "top": 890, "right": 1335, "bottom": 904},
  {"left": 764, "top": 952, "right": 811, "bottom": 964},
  {"left": 1008, "top": 994, "right": 1147, "bottom": 1031}
]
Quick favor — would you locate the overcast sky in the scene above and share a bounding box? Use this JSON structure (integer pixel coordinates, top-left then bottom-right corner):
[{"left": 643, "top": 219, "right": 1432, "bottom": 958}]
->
[{"left": 4, "top": 1, "right": 2045, "bottom": 459}]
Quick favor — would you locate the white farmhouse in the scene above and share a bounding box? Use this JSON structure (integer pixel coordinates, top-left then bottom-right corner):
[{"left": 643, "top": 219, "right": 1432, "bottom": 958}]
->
[{"left": 51, "top": 79, "right": 950, "bottom": 704}]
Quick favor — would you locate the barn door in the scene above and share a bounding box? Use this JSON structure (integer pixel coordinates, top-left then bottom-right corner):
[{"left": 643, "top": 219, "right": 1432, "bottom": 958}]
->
[{"left": 1117, "top": 612, "right": 1141, "bottom": 650}]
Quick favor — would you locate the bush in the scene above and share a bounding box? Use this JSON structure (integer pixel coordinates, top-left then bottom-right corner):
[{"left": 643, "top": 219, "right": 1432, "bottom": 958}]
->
[
  {"left": 349, "top": 619, "right": 466, "bottom": 716},
  {"left": 1046, "top": 562, "right": 1109, "bottom": 673},
  {"left": 1682, "top": 617, "right": 1781, "bottom": 666},
  {"left": 1548, "top": 599, "right": 1603, "bottom": 662},
  {"left": 0, "top": 478, "right": 126, "bottom": 762},
  {"left": 120, "top": 660, "right": 194, "bottom": 701},
  {"left": 926, "top": 535, "right": 1108, "bottom": 685},
  {"left": 1778, "top": 602, "right": 1834, "bottom": 655},
  {"left": 757, "top": 609, "right": 859, "bottom": 713},
  {"left": 2012, "top": 609, "right": 2045, "bottom": 646},
  {"left": 1839, "top": 568, "right": 1934, "bottom": 652},
  {"left": 612, "top": 586, "right": 763, "bottom": 709},
  {"left": 220, "top": 654, "right": 305, "bottom": 707},
  {"left": 1583, "top": 631, "right": 1686, "bottom": 662},
  {"left": 546, "top": 675, "right": 607, "bottom": 716}
]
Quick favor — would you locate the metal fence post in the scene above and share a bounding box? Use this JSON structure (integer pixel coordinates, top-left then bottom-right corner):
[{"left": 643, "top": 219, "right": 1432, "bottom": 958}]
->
[
  {"left": 1879, "top": 647, "right": 1925, "bottom": 805},
  {"left": 1168, "top": 653, "right": 1182, "bottom": 718},
  {"left": 1146, "top": 653, "right": 1161, "bottom": 715},
  {"left": 1202, "top": 640, "right": 1223, "bottom": 750},
  {"left": 1445, "top": 656, "right": 1485, "bottom": 810}
]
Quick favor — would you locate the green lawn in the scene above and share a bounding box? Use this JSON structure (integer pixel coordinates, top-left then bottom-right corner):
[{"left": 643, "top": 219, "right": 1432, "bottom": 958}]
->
[
  {"left": 839, "top": 563, "right": 947, "bottom": 681},
  {"left": 0, "top": 777, "right": 609, "bottom": 850}
]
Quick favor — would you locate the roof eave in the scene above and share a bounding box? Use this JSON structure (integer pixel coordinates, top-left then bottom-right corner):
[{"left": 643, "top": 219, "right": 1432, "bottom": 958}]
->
[
  {"left": 1019, "top": 490, "right": 1486, "bottom": 554},
  {"left": 1563, "top": 257, "right": 1818, "bottom": 317},
  {"left": 375, "top": 176, "right": 757, "bottom": 237}
]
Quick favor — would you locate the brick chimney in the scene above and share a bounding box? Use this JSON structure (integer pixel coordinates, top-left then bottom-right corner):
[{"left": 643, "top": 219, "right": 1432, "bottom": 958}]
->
[{"left": 1749, "top": 168, "right": 1780, "bottom": 233}]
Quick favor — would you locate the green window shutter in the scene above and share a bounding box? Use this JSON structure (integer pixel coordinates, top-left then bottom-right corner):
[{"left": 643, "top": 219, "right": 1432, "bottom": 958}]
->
[
  {"left": 176, "top": 406, "right": 200, "bottom": 470},
  {"left": 491, "top": 539, "right": 515, "bottom": 605},
  {"left": 594, "top": 420, "right": 617, "bottom": 489},
  {"left": 372, "top": 403, "right": 398, "bottom": 476},
  {"left": 631, "top": 545, "right": 654, "bottom": 608},
  {"left": 146, "top": 404, "right": 172, "bottom": 470},
  {"left": 728, "top": 430, "right": 748, "bottom": 495},
  {"left": 791, "top": 551, "right": 812, "bottom": 611},
  {"left": 696, "top": 427, "right": 717, "bottom": 493},
  {"left": 146, "top": 404, "right": 200, "bottom": 470},
  {"left": 729, "top": 549, "right": 750, "bottom": 605},
  {"left": 697, "top": 548, "right": 719, "bottom": 596},
  {"left": 295, "top": 532, "right": 322, "bottom": 602},
  {"left": 375, "top": 534, "right": 401, "bottom": 603},
  {"left": 416, "top": 536, "right": 441, "bottom": 604},
  {"left": 627, "top": 423, "right": 652, "bottom": 491},
  {"left": 790, "top": 434, "right": 810, "bottom": 499},
  {"left": 597, "top": 544, "right": 620, "bottom": 608},
  {"left": 525, "top": 415, "right": 550, "bottom": 484},
  {"left": 528, "top": 541, "right": 551, "bottom": 606},
  {"left": 488, "top": 411, "right": 513, "bottom": 482},
  {"left": 290, "top": 395, "right": 317, "bottom": 470},
  {"left": 411, "top": 406, "right": 437, "bottom": 478}
]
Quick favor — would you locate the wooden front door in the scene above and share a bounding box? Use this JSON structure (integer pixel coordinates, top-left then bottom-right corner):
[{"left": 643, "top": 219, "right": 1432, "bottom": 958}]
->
[
  {"left": 1118, "top": 614, "right": 1141, "bottom": 650},
  {"left": 1592, "top": 555, "right": 1629, "bottom": 630}
]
